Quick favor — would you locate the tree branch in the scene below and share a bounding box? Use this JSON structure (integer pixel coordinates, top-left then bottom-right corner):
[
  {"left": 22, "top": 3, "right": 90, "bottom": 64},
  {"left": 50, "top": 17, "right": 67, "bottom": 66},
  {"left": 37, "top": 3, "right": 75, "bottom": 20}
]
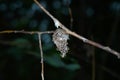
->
[
  {"left": 0, "top": 30, "right": 54, "bottom": 34},
  {"left": 38, "top": 33, "right": 44, "bottom": 80},
  {"left": 34, "top": 0, "right": 120, "bottom": 58}
]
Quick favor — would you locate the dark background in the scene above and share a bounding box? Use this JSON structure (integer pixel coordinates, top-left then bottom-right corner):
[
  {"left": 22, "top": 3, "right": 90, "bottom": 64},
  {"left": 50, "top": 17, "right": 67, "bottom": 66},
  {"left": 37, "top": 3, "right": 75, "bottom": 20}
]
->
[{"left": 0, "top": 0, "right": 120, "bottom": 80}]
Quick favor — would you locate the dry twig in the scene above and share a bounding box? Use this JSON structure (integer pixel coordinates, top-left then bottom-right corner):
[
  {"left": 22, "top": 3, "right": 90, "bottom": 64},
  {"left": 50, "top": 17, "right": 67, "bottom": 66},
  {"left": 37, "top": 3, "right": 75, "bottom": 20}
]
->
[
  {"left": 0, "top": 30, "right": 53, "bottom": 80},
  {"left": 0, "top": 1, "right": 120, "bottom": 80},
  {"left": 0, "top": 30, "right": 54, "bottom": 34},
  {"left": 38, "top": 33, "right": 44, "bottom": 80},
  {"left": 34, "top": 0, "right": 120, "bottom": 58},
  {"left": 66, "top": 0, "right": 73, "bottom": 28}
]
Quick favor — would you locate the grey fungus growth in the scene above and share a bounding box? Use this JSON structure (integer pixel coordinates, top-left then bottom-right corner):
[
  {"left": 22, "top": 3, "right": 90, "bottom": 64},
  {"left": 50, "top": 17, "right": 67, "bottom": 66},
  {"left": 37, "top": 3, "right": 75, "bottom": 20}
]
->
[{"left": 52, "top": 28, "right": 69, "bottom": 58}]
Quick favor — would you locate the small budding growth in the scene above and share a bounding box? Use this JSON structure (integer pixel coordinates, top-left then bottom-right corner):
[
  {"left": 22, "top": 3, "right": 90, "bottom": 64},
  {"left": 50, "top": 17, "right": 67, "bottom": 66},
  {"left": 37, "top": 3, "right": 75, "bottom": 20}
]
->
[{"left": 52, "top": 28, "right": 69, "bottom": 58}]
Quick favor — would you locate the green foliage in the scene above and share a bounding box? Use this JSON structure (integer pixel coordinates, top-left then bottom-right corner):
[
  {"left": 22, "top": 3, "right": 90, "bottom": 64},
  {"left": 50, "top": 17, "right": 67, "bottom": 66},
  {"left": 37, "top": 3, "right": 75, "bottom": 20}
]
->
[
  {"left": 7, "top": 38, "right": 31, "bottom": 60},
  {"left": 45, "top": 53, "right": 80, "bottom": 71},
  {"left": 12, "top": 38, "right": 31, "bottom": 49},
  {"left": 0, "top": 36, "right": 80, "bottom": 80}
]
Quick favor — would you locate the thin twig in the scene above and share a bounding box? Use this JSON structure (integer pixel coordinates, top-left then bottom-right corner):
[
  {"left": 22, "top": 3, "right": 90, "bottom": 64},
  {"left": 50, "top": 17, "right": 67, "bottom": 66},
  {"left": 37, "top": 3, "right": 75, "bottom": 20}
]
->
[
  {"left": 34, "top": 0, "right": 120, "bottom": 58},
  {"left": 92, "top": 47, "right": 95, "bottom": 80},
  {"left": 0, "top": 30, "right": 54, "bottom": 80},
  {"left": 68, "top": 7, "right": 73, "bottom": 29},
  {"left": 0, "top": 30, "right": 54, "bottom": 34},
  {"left": 69, "top": 31, "right": 120, "bottom": 58},
  {"left": 66, "top": 1, "right": 73, "bottom": 28},
  {"left": 38, "top": 33, "right": 44, "bottom": 80},
  {"left": 92, "top": 54, "right": 96, "bottom": 80}
]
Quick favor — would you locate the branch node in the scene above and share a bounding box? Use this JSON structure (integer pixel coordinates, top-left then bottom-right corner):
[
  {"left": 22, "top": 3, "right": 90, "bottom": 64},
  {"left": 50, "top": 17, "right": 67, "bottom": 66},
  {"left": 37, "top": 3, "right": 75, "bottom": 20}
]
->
[
  {"left": 54, "top": 19, "right": 60, "bottom": 28},
  {"left": 104, "top": 46, "right": 111, "bottom": 51}
]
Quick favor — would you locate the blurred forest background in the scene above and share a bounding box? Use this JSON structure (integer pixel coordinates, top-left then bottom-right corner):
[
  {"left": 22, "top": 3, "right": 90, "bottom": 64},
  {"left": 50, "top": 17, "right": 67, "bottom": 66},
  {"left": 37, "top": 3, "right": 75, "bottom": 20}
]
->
[{"left": 0, "top": 0, "right": 120, "bottom": 80}]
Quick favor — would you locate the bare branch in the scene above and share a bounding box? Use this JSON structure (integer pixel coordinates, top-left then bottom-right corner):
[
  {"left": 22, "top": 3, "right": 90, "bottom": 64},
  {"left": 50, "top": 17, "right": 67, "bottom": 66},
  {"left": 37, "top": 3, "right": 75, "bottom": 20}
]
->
[
  {"left": 34, "top": 0, "right": 120, "bottom": 58},
  {"left": 66, "top": 1, "right": 73, "bottom": 28},
  {"left": 38, "top": 33, "right": 44, "bottom": 80},
  {"left": 0, "top": 30, "right": 54, "bottom": 34},
  {"left": 68, "top": 31, "right": 120, "bottom": 58}
]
